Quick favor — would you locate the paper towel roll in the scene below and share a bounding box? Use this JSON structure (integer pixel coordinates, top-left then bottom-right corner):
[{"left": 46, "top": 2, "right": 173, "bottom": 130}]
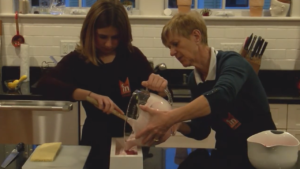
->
[{"left": 20, "top": 44, "right": 29, "bottom": 82}]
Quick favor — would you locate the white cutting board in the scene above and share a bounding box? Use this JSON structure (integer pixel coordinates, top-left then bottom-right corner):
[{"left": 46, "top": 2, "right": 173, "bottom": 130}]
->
[{"left": 22, "top": 145, "right": 91, "bottom": 169}]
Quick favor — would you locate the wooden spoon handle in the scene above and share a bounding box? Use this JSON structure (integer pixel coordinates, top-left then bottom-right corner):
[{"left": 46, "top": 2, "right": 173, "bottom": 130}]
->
[
  {"left": 86, "top": 96, "right": 127, "bottom": 121},
  {"left": 15, "top": 12, "right": 19, "bottom": 35}
]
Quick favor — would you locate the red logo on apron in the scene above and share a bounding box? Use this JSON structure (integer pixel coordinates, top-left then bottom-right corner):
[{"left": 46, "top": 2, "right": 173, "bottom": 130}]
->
[
  {"left": 119, "top": 77, "right": 131, "bottom": 97},
  {"left": 222, "top": 113, "right": 241, "bottom": 130}
]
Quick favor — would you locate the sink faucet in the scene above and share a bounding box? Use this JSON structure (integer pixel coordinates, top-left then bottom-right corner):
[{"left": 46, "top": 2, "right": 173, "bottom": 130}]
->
[{"left": 154, "top": 63, "right": 167, "bottom": 73}]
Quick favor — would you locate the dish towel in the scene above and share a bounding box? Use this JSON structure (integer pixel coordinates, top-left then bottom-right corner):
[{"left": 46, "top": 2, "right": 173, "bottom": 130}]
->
[{"left": 30, "top": 142, "right": 62, "bottom": 162}]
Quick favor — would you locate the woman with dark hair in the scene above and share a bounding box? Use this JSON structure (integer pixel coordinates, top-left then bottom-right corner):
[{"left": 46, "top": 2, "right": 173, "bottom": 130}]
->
[{"left": 36, "top": 0, "right": 167, "bottom": 168}]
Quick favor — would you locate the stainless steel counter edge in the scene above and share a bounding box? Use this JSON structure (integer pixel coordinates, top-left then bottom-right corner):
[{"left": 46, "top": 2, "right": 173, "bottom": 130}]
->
[
  {"left": 0, "top": 93, "right": 300, "bottom": 104},
  {"left": 0, "top": 100, "right": 73, "bottom": 111},
  {"left": 173, "top": 96, "right": 300, "bottom": 104}
]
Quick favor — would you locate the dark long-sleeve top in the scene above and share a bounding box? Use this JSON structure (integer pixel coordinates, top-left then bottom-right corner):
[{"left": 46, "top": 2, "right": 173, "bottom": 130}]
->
[
  {"left": 35, "top": 46, "right": 153, "bottom": 137},
  {"left": 183, "top": 50, "right": 276, "bottom": 154}
]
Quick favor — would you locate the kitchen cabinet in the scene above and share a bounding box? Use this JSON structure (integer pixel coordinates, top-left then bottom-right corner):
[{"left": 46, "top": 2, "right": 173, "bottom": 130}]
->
[
  {"left": 0, "top": 101, "right": 79, "bottom": 145},
  {"left": 269, "top": 104, "right": 300, "bottom": 149},
  {"left": 287, "top": 130, "right": 300, "bottom": 142},
  {"left": 287, "top": 105, "right": 300, "bottom": 129},
  {"left": 269, "top": 104, "right": 288, "bottom": 130}
]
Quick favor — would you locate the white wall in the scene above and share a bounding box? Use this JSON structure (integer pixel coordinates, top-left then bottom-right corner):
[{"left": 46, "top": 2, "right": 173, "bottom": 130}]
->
[{"left": 0, "top": 16, "right": 300, "bottom": 70}]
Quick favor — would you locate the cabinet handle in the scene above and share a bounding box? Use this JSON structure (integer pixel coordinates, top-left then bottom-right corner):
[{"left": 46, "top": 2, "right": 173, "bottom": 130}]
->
[{"left": 0, "top": 104, "right": 73, "bottom": 111}]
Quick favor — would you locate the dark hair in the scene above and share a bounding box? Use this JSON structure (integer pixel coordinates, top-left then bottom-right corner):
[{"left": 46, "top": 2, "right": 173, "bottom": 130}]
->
[{"left": 76, "top": 0, "right": 133, "bottom": 65}]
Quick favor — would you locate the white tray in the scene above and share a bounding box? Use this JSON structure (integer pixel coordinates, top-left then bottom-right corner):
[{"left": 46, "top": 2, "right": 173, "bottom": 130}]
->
[{"left": 110, "top": 138, "right": 143, "bottom": 169}]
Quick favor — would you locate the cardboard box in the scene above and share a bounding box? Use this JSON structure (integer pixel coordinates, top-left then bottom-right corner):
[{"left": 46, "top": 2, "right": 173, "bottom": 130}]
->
[{"left": 110, "top": 138, "right": 143, "bottom": 169}]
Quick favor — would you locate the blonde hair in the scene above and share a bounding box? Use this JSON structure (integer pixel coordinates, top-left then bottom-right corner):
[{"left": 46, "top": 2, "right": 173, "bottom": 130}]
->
[
  {"left": 75, "top": 0, "right": 133, "bottom": 65},
  {"left": 161, "top": 11, "right": 208, "bottom": 47}
]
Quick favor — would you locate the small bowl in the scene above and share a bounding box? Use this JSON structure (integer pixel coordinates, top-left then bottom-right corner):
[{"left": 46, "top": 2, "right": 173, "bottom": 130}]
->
[{"left": 4, "top": 79, "right": 23, "bottom": 91}]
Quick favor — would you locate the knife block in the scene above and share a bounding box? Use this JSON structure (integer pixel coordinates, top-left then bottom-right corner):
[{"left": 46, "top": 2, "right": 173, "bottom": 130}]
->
[
  {"left": 110, "top": 138, "right": 143, "bottom": 169},
  {"left": 240, "top": 48, "right": 261, "bottom": 74},
  {"left": 245, "top": 57, "right": 261, "bottom": 74}
]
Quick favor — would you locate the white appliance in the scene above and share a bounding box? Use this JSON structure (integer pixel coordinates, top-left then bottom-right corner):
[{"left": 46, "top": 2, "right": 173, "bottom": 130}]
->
[
  {"left": 0, "top": 100, "right": 79, "bottom": 145},
  {"left": 247, "top": 130, "right": 300, "bottom": 169}
]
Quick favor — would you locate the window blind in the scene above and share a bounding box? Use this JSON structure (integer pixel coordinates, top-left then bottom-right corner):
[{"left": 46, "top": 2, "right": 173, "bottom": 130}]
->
[
  {"left": 198, "top": 0, "right": 222, "bottom": 9},
  {"left": 263, "top": 0, "right": 271, "bottom": 9},
  {"left": 83, "top": 0, "right": 97, "bottom": 7},
  {"left": 67, "top": 0, "right": 79, "bottom": 7}
]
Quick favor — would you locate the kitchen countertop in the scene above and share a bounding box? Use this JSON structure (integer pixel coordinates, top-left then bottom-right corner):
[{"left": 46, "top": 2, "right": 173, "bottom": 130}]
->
[
  {"left": 0, "top": 81, "right": 70, "bottom": 101},
  {"left": 2, "top": 144, "right": 300, "bottom": 169},
  {"left": 173, "top": 96, "right": 300, "bottom": 104},
  {"left": 1, "top": 66, "right": 300, "bottom": 104},
  {"left": 0, "top": 81, "right": 300, "bottom": 104},
  {"left": 171, "top": 87, "right": 300, "bottom": 104}
]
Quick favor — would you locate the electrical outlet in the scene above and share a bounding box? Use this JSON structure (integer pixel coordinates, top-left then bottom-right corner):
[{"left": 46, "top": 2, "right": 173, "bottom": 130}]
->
[
  {"left": 60, "top": 40, "right": 79, "bottom": 56},
  {"left": 220, "top": 43, "right": 243, "bottom": 53},
  {"left": 60, "top": 41, "right": 69, "bottom": 55},
  {"left": 68, "top": 42, "right": 77, "bottom": 52}
]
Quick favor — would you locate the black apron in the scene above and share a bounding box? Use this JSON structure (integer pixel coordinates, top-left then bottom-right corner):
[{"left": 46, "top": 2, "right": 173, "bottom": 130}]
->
[
  {"left": 78, "top": 53, "right": 140, "bottom": 169},
  {"left": 80, "top": 117, "right": 112, "bottom": 169}
]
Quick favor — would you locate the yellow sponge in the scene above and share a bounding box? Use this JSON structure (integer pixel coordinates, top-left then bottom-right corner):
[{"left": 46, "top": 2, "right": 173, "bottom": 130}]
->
[{"left": 30, "top": 142, "right": 62, "bottom": 162}]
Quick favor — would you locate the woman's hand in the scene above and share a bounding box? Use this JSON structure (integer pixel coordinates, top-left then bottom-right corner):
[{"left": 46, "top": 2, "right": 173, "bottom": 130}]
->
[
  {"left": 135, "top": 105, "right": 175, "bottom": 146},
  {"left": 90, "top": 93, "right": 124, "bottom": 114},
  {"left": 142, "top": 73, "right": 168, "bottom": 92}
]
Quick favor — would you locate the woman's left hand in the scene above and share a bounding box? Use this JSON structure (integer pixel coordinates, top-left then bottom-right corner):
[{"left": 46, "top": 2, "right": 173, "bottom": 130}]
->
[
  {"left": 135, "top": 105, "right": 174, "bottom": 146},
  {"left": 141, "top": 73, "right": 168, "bottom": 92}
]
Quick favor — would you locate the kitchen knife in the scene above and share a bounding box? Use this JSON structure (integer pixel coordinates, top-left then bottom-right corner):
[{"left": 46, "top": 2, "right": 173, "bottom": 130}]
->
[
  {"left": 243, "top": 37, "right": 248, "bottom": 49},
  {"left": 254, "top": 39, "right": 265, "bottom": 57},
  {"left": 244, "top": 33, "right": 253, "bottom": 50},
  {"left": 259, "top": 42, "right": 268, "bottom": 58},
  {"left": 251, "top": 36, "right": 262, "bottom": 57},
  {"left": 248, "top": 35, "right": 257, "bottom": 53},
  {"left": 1, "top": 142, "right": 24, "bottom": 168}
]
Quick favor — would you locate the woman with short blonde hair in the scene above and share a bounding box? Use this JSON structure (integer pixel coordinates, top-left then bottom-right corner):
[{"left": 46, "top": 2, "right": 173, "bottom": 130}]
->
[
  {"left": 161, "top": 11, "right": 208, "bottom": 46},
  {"left": 137, "top": 11, "right": 276, "bottom": 169}
]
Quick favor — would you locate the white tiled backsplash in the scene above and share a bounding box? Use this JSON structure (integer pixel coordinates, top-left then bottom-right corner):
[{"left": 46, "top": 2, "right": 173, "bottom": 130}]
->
[{"left": 1, "top": 17, "right": 300, "bottom": 70}]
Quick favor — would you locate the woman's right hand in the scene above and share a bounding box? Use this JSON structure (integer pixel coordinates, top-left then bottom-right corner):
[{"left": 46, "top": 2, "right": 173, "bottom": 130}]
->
[{"left": 90, "top": 93, "right": 124, "bottom": 115}]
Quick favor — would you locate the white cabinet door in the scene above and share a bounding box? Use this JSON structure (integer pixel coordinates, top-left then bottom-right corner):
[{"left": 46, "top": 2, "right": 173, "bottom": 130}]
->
[
  {"left": 156, "top": 129, "right": 215, "bottom": 149},
  {"left": 286, "top": 130, "right": 300, "bottom": 150},
  {"left": 172, "top": 102, "right": 188, "bottom": 109},
  {"left": 287, "top": 105, "right": 300, "bottom": 129},
  {"left": 269, "top": 104, "right": 287, "bottom": 129}
]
